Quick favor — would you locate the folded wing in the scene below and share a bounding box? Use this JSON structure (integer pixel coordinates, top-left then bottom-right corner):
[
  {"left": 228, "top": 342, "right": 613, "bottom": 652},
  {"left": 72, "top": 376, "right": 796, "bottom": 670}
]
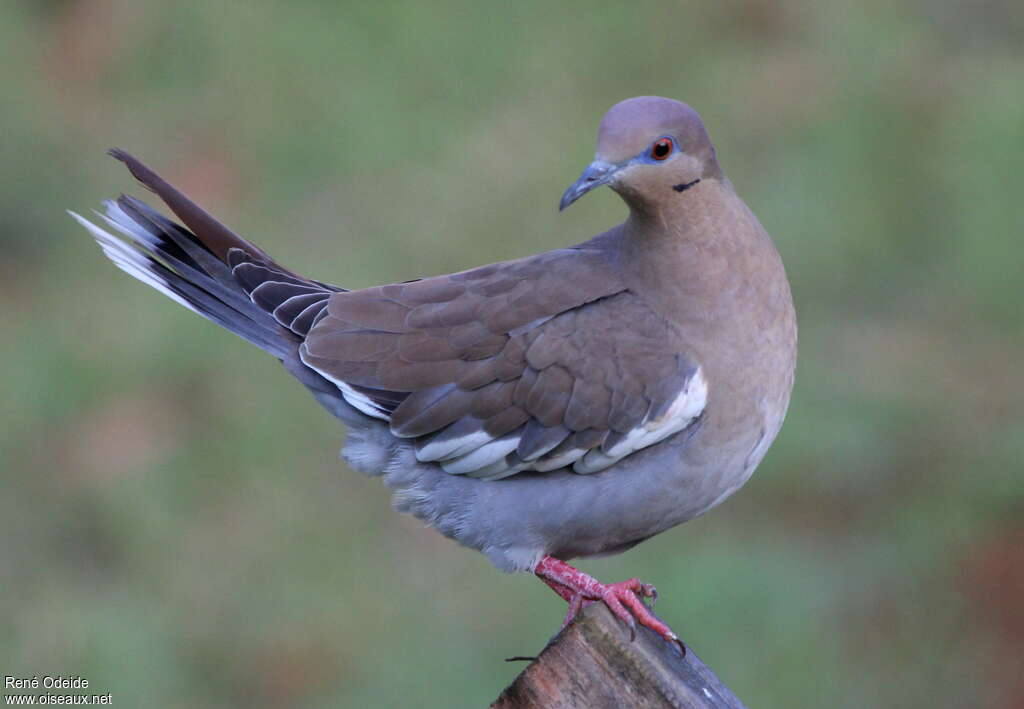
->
[{"left": 301, "top": 254, "right": 707, "bottom": 480}]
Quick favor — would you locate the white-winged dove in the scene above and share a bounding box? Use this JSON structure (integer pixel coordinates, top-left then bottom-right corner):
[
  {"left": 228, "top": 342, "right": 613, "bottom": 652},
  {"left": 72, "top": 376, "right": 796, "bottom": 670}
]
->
[{"left": 72, "top": 96, "right": 797, "bottom": 647}]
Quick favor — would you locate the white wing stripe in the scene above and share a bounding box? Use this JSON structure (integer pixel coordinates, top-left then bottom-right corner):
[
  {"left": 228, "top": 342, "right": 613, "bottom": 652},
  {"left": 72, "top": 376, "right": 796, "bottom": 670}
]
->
[
  {"left": 574, "top": 368, "right": 708, "bottom": 474},
  {"left": 298, "top": 347, "right": 391, "bottom": 421},
  {"left": 440, "top": 433, "right": 520, "bottom": 475}
]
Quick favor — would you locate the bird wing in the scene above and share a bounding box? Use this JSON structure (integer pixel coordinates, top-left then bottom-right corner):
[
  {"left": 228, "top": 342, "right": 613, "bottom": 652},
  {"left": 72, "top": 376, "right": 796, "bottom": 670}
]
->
[
  {"left": 300, "top": 251, "right": 707, "bottom": 480},
  {"left": 84, "top": 151, "right": 707, "bottom": 481}
]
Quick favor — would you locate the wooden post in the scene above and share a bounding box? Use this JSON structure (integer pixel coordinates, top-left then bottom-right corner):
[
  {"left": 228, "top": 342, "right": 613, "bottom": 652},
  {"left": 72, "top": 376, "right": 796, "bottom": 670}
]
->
[{"left": 491, "top": 603, "right": 747, "bottom": 709}]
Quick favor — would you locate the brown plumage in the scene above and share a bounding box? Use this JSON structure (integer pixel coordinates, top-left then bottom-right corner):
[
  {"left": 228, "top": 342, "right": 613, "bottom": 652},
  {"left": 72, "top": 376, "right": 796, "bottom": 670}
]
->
[
  {"left": 296, "top": 242, "right": 707, "bottom": 477},
  {"left": 74, "top": 96, "right": 796, "bottom": 646}
]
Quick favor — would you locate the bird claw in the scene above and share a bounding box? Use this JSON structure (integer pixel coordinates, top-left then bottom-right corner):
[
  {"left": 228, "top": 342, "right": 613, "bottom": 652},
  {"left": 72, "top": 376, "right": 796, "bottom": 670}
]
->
[
  {"left": 562, "top": 593, "right": 585, "bottom": 627},
  {"left": 535, "top": 556, "right": 681, "bottom": 647},
  {"left": 600, "top": 587, "right": 638, "bottom": 640}
]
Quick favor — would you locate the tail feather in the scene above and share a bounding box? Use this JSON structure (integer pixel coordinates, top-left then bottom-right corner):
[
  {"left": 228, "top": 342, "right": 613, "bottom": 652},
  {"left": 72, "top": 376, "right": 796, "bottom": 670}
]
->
[
  {"left": 70, "top": 200, "right": 298, "bottom": 359},
  {"left": 72, "top": 150, "right": 373, "bottom": 426},
  {"left": 113, "top": 197, "right": 276, "bottom": 322},
  {"left": 271, "top": 292, "right": 330, "bottom": 329},
  {"left": 107, "top": 148, "right": 288, "bottom": 271}
]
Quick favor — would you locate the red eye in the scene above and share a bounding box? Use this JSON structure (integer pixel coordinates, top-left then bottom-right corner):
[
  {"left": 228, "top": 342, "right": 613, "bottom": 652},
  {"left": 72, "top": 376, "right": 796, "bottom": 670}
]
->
[{"left": 651, "top": 137, "right": 673, "bottom": 160}]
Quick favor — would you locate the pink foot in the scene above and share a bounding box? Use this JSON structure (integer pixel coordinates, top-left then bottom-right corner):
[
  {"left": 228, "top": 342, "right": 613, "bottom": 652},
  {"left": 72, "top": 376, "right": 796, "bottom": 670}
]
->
[
  {"left": 534, "top": 555, "right": 683, "bottom": 650},
  {"left": 539, "top": 575, "right": 598, "bottom": 626}
]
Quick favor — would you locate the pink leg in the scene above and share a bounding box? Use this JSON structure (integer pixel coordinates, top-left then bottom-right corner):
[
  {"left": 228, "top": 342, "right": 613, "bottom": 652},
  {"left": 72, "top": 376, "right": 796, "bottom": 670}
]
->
[
  {"left": 539, "top": 575, "right": 598, "bottom": 626},
  {"left": 534, "top": 555, "right": 682, "bottom": 649},
  {"left": 539, "top": 575, "right": 575, "bottom": 603}
]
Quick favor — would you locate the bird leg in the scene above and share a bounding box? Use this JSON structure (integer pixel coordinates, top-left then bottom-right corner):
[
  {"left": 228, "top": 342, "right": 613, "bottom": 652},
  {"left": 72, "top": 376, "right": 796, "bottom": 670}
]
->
[
  {"left": 534, "top": 555, "right": 681, "bottom": 648},
  {"left": 538, "top": 575, "right": 597, "bottom": 625}
]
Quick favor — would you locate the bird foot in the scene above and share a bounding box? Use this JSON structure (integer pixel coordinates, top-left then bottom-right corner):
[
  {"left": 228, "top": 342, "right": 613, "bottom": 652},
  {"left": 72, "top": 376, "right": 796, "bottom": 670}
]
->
[{"left": 534, "top": 555, "right": 681, "bottom": 650}]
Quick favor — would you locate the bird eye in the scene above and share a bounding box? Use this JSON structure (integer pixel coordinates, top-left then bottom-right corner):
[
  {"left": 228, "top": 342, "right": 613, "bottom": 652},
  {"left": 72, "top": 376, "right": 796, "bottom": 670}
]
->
[{"left": 651, "top": 137, "right": 673, "bottom": 160}]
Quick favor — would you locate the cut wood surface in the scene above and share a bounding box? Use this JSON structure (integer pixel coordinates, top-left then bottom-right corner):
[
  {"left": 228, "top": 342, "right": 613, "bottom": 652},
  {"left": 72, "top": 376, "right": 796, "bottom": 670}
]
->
[{"left": 491, "top": 603, "right": 747, "bottom": 709}]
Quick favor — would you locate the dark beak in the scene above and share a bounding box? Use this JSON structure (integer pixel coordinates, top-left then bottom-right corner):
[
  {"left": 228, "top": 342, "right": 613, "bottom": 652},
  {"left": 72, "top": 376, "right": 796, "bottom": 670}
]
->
[{"left": 559, "top": 160, "right": 617, "bottom": 211}]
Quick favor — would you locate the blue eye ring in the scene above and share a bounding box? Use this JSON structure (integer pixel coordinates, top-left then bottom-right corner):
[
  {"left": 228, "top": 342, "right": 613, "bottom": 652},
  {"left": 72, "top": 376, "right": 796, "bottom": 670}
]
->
[{"left": 650, "top": 137, "right": 673, "bottom": 160}]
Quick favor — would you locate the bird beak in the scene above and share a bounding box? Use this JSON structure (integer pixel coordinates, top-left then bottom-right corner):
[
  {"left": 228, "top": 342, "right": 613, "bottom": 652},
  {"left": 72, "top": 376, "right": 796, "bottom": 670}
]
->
[{"left": 559, "top": 160, "right": 617, "bottom": 211}]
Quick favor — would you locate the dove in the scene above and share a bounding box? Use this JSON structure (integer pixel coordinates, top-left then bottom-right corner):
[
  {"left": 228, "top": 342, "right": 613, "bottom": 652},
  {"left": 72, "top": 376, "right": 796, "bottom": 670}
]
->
[{"left": 71, "top": 96, "right": 797, "bottom": 646}]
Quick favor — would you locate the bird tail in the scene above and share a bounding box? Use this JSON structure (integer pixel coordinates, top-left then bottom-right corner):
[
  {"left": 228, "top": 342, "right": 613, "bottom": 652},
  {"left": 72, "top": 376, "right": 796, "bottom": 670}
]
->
[
  {"left": 70, "top": 150, "right": 363, "bottom": 423},
  {"left": 70, "top": 195, "right": 305, "bottom": 358}
]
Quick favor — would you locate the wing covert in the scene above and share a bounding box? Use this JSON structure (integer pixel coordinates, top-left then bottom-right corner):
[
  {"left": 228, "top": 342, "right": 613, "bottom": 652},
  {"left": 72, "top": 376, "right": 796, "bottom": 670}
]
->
[{"left": 299, "top": 244, "right": 707, "bottom": 479}]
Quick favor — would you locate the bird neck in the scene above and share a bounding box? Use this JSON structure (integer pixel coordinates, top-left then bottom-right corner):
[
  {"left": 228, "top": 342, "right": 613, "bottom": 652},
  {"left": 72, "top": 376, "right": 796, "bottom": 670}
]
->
[
  {"left": 621, "top": 176, "right": 739, "bottom": 245},
  {"left": 618, "top": 177, "right": 786, "bottom": 325}
]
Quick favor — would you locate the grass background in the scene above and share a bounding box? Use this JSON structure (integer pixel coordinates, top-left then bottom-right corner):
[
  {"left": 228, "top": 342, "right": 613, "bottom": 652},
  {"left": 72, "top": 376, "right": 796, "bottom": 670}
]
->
[{"left": 1, "top": 1, "right": 1022, "bottom": 706}]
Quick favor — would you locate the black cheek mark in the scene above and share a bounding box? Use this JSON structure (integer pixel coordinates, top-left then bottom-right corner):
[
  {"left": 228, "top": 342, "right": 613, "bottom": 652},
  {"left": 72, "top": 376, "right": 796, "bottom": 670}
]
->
[{"left": 673, "top": 179, "right": 701, "bottom": 193}]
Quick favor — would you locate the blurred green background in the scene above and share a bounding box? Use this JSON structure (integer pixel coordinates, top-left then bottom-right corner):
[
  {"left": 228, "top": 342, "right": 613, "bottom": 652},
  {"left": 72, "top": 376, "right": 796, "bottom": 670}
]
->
[{"left": 2, "top": 1, "right": 1022, "bottom": 707}]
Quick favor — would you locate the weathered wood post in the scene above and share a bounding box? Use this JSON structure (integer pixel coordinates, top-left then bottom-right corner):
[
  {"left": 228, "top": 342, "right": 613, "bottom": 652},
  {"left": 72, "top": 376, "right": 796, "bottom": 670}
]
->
[{"left": 491, "top": 603, "right": 746, "bottom": 708}]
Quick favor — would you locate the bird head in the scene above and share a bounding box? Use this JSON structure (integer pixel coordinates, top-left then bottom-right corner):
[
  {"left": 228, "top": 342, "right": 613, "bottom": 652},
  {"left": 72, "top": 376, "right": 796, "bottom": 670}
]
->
[{"left": 560, "top": 96, "right": 722, "bottom": 213}]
